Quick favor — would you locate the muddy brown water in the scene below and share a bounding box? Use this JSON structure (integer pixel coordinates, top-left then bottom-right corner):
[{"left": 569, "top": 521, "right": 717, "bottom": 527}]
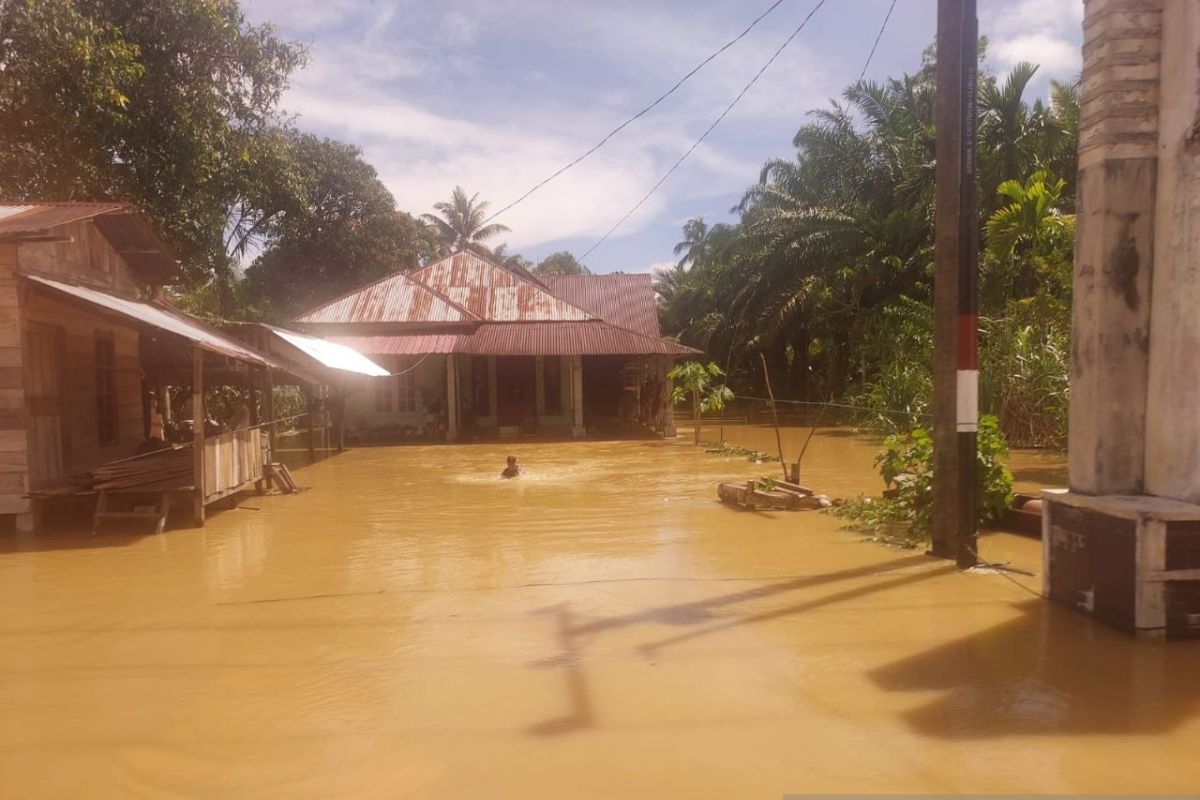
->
[{"left": 2, "top": 426, "right": 1198, "bottom": 797}]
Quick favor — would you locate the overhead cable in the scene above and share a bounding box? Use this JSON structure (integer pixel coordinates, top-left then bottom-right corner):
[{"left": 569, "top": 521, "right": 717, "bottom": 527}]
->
[
  {"left": 580, "top": 0, "right": 829, "bottom": 261},
  {"left": 482, "top": 0, "right": 792, "bottom": 225},
  {"left": 858, "top": 0, "right": 898, "bottom": 82}
]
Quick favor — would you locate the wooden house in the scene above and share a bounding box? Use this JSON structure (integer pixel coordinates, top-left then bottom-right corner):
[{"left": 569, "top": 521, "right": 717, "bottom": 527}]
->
[
  {"left": 292, "top": 251, "right": 699, "bottom": 441},
  {"left": 0, "top": 203, "right": 368, "bottom": 533}
]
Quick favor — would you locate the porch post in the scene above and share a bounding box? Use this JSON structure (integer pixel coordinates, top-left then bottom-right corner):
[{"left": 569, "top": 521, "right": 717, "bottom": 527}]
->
[
  {"left": 660, "top": 356, "right": 677, "bottom": 438},
  {"left": 535, "top": 356, "right": 546, "bottom": 417},
  {"left": 305, "top": 389, "right": 316, "bottom": 463},
  {"left": 446, "top": 354, "right": 459, "bottom": 441},
  {"left": 192, "top": 346, "right": 205, "bottom": 526},
  {"left": 263, "top": 368, "right": 275, "bottom": 455},
  {"left": 570, "top": 355, "right": 584, "bottom": 437}
]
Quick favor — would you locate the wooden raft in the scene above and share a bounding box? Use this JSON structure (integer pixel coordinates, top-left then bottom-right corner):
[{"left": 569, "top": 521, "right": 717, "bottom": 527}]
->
[{"left": 718, "top": 479, "right": 826, "bottom": 511}]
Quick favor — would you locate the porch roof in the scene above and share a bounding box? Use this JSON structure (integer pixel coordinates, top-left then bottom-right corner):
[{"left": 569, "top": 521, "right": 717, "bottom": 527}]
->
[
  {"left": 330, "top": 321, "right": 701, "bottom": 357},
  {"left": 262, "top": 325, "right": 391, "bottom": 377},
  {"left": 25, "top": 275, "right": 284, "bottom": 368}
]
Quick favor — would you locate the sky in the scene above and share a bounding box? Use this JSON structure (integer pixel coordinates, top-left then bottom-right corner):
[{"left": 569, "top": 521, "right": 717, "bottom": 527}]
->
[{"left": 241, "top": 0, "right": 1084, "bottom": 275}]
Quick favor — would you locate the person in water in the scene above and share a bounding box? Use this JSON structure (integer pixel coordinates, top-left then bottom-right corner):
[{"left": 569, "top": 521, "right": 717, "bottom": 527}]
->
[{"left": 501, "top": 455, "right": 524, "bottom": 479}]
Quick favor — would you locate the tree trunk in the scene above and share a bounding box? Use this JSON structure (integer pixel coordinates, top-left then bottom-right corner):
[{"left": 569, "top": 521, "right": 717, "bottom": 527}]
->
[{"left": 692, "top": 391, "right": 700, "bottom": 446}]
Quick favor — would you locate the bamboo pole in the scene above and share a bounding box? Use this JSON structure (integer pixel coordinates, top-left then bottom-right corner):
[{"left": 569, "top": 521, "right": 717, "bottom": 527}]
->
[{"left": 759, "top": 352, "right": 788, "bottom": 480}]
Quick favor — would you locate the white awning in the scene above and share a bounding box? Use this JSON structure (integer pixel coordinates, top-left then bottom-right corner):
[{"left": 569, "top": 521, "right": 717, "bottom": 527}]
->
[{"left": 267, "top": 325, "right": 390, "bottom": 377}]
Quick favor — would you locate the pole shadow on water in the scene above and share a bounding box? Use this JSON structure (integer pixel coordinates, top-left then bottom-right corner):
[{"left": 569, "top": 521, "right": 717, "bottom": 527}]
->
[
  {"left": 869, "top": 599, "right": 1200, "bottom": 737},
  {"left": 526, "top": 553, "right": 945, "bottom": 737}
]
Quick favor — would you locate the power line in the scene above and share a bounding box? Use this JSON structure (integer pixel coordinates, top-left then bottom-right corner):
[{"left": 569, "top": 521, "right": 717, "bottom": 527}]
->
[
  {"left": 580, "top": 0, "right": 829, "bottom": 262},
  {"left": 482, "top": 0, "right": 792, "bottom": 225},
  {"left": 858, "top": 0, "right": 898, "bottom": 82}
]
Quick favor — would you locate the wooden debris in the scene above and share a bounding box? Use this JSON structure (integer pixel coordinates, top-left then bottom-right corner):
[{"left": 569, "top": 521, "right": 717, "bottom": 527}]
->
[{"left": 717, "top": 480, "right": 831, "bottom": 512}]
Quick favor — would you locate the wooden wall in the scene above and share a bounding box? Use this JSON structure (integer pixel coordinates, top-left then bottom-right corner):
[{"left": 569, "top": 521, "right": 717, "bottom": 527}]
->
[
  {"left": 0, "top": 243, "right": 29, "bottom": 515},
  {"left": 18, "top": 221, "right": 140, "bottom": 296},
  {"left": 21, "top": 290, "right": 145, "bottom": 478}
]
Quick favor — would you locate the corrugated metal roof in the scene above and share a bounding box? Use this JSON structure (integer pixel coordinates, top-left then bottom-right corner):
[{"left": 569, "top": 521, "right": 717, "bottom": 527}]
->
[
  {"left": 0, "top": 202, "right": 181, "bottom": 282},
  {"left": 411, "top": 252, "right": 592, "bottom": 322},
  {"left": 0, "top": 202, "right": 127, "bottom": 234},
  {"left": 266, "top": 325, "right": 390, "bottom": 376},
  {"left": 293, "top": 270, "right": 478, "bottom": 325},
  {"left": 26, "top": 275, "right": 282, "bottom": 368},
  {"left": 331, "top": 322, "right": 700, "bottom": 357},
  {"left": 542, "top": 273, "right": 662, "bottom": 338},
  {"left": 329, "top": 333, "right": 468, "bottom": 356}
]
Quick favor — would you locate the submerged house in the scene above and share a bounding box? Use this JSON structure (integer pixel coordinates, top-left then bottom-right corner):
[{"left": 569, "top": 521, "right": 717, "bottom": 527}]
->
[
  {"left": 0, "top": 203, "right": 384, "bottom": 533},
  {"left": 293, "top": 251, "right": 698, "bottom": 440}
]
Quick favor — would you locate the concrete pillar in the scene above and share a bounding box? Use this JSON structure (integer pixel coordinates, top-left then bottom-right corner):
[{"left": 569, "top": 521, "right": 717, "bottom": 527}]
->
[
  {"left": 1041, "top": 0, "right": 1200, "bottom": 638},
  {"left": 1068, "top": 0, "right": 1162, "bottom": 495},
  {"left": 534, "top": 356, "right": 546, "bottom": 417},
  {"left": 446, "top": 354, "right": 459, "bottom": 441},
  {"left": 1144, "top": 0, "right": 1200, "bottom": 502},
  {"left": 570, "top": 355, "right": 584, "bottom": 437}
]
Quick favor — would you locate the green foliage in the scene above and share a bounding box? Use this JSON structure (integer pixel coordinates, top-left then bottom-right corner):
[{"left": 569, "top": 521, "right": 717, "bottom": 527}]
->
[
  {"left": 668, "top": 361, "right": 735, "bottom": 445},
  {"left": 0, "top": 0, "right": 306, "bottom": 296},
  {"left": 421, "top": 186, "right": 511, "bottom": 257},
  {"left": 835, "top": 414, "right": 1013, "bottom": 545},
  {"left": 655, "top": 49, "right": 1078, "bottom": 449},
  {"left": 242, "top": 132, "right": 438, "bottom": 318},
  {"left": 532, "top": 251, "right": 590, "bottom": 276}
]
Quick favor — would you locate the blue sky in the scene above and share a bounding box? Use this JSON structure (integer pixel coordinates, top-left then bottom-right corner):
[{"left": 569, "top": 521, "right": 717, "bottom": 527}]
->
[{"left": 242, "top": 0, "right": 1083, "bottom": 274}]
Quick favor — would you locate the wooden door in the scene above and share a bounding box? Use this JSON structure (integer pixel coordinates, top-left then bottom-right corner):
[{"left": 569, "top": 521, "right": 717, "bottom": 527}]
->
[
  {"left": 23, "top": 324, "right": 65, "bottom": 488},
  {"left": 495, "top": 356, "right": 536, "bottom": 427}
]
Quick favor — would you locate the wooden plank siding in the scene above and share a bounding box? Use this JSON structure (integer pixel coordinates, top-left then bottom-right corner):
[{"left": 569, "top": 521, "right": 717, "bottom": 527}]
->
[
  {"left": 0, "top": 243, "right": 29, "bottom": 514},
  {"left": 17, "top": 220, "right": 141, "bottom": 296},
  {"left": 20, "top": 290, "right": 145, "bottom": 477},
  {"left": 1, "top": 222, "right": 150, "bottom": 517}
]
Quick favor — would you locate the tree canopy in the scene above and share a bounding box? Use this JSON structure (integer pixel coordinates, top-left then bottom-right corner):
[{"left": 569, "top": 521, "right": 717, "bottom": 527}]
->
[
  {"left": 421, "top": 186, "right": 511, "bottom": 257},
  {"left": 532, "top": 251, "right": 590, "bottom": 276},
  {"left": 655, "top": 50, "right": 1079, "bottom": 447},
  {"left": 0, "top": 0, "right": 306, "bottom": 294},
  {"left": 242, "top": 132, "right": 440, "bottom": 319}
]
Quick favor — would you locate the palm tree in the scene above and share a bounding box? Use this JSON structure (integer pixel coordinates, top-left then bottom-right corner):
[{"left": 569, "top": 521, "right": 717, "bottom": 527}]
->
[
  {"left": 422, "top": 187, "right": 511, "bottom": 256},
  {"left": 673, "top": 218, "right": 710, "bottom": 268}
]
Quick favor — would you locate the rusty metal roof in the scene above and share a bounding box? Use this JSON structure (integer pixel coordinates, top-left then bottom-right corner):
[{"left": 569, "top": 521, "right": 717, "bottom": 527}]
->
[
  {"left": 411, "top": 252, "right": 592, "bottom": 322},
  {"left": 0, "top": 202, "right": 127, "bottom": 234},
  {"left": 328, "top": 333, "right": 468, "bottom": 356},
  {"left": 0, "top": 202, "right": 181, "bottom": 282},
  {"left": 25, "top": 275, "right": 283, "bottom": 368},
  {"left": 293, "top": 270, "right": 479, "bottom": 325},
  {"left": 542, "top": 273, "right": 662, "bottom": 338},
  {"left": 332, "top": 322, "right": 699, "bottom": 357}
]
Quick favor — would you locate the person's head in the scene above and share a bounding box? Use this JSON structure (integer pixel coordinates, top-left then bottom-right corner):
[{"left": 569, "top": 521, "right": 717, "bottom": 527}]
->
[{"left": 506, "top": 455, "right": 517, "bottom": 467}]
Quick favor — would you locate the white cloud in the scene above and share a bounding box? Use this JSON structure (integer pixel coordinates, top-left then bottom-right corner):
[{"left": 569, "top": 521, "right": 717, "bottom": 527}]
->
[
  {"left": 982, "top": 0, "right": 1082, "bottom": 78},
  {"left": 991, "top": 34, "right": 1080, "bottom": 75}
]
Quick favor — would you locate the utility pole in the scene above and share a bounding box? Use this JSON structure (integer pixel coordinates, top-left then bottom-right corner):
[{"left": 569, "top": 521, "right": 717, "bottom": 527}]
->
[{"left": 932, "top": 0, "right": 978, "bottom": 567}]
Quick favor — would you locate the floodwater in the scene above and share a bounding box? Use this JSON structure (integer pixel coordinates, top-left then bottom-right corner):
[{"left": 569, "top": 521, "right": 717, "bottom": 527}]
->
[{"left": 2, "top": 426, "right": 1198, "bottom": 798}]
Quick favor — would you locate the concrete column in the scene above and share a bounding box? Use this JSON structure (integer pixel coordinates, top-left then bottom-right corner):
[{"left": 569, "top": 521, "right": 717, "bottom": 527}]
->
[
  {"left": 1068, "top": 0, "right": 1162, "bottom": 495},
  {"left": 1144, "top": 0, "right": 1200, "bottom": 502},
  {"left": 570, "top": 355, "right": 584, "bottom": 437},
  {"left": 446, "top": 354, "right": 459, "bottom": 441},
  {"left": 534, "top": 356, "right": 546, "bottom": 417}
]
